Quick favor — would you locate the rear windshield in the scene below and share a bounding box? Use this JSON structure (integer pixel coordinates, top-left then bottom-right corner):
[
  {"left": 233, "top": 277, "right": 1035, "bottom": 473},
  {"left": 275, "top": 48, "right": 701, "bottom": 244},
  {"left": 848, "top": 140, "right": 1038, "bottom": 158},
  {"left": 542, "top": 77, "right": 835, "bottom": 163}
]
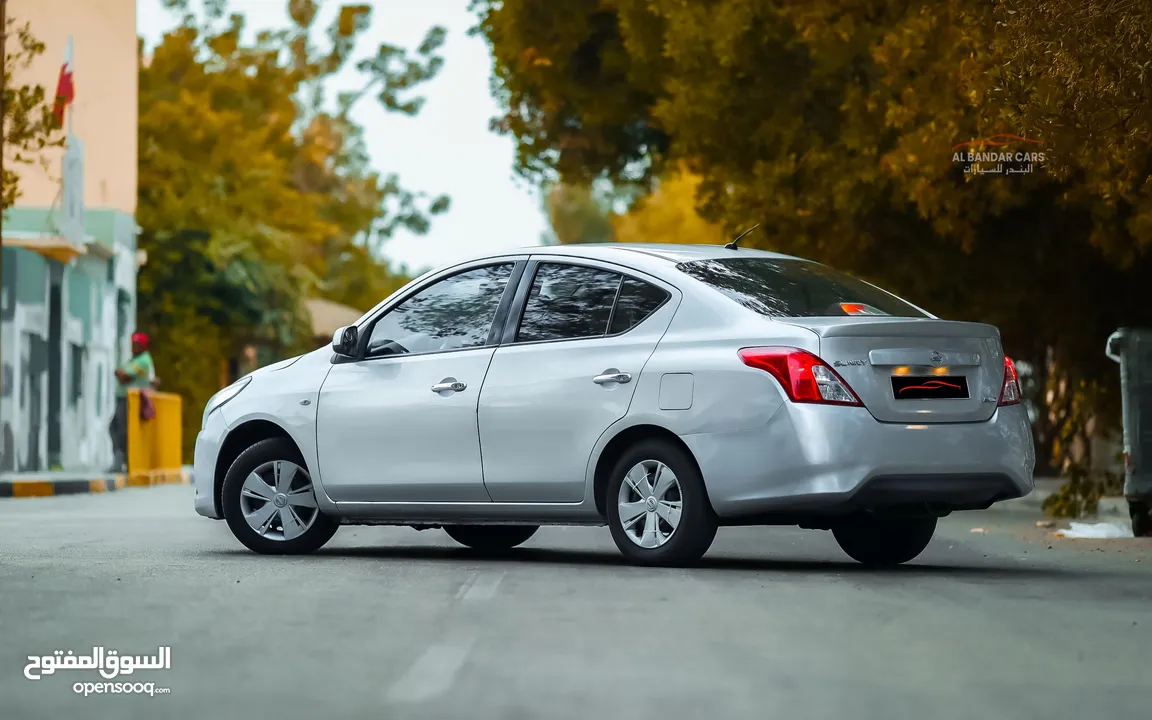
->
[{"left": 676, "top": 257, "right": 928, "bottom": 318}]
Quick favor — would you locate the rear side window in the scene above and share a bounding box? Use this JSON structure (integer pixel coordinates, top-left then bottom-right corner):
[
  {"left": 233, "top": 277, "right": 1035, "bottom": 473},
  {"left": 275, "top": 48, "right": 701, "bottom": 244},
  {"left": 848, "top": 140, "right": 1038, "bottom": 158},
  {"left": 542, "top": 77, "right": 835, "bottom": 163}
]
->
[
  {"left": 517, "top": 263, "right": 623, "bottom": 342},
  {"left": 609, "top": 277, "right": 669, "bottom": 334},
  {"left": 676, "top": 258, "right": 927, "bottom": 318}
]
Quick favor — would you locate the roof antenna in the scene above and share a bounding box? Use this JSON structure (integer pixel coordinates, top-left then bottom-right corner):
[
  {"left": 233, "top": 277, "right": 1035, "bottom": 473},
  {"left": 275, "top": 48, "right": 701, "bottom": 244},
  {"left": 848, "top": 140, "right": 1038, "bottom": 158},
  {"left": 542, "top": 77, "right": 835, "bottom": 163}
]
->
[{"left": 724, "top": 223, "right": 760, "bottom": 250}]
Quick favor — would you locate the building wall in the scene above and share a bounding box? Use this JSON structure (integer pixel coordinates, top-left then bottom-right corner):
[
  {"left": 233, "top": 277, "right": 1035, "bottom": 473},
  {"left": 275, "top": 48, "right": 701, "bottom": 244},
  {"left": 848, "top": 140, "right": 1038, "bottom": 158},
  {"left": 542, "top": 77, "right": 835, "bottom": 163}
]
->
[
  {"left": 1, "top": 211, "right": 137, "bottom": 473},
  {"left": 1, "top": 0, "right": 138, "bottom": 474},
  {"left": 5, "top": 0, "right": 137, "bottom": 215}
]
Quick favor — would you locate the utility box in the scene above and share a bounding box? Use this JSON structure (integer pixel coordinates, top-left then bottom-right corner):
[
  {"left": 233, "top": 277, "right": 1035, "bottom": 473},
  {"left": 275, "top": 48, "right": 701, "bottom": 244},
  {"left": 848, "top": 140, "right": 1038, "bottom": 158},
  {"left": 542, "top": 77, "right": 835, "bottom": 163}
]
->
[{"left": 1105, "top": 328, "right": 1152, "bottom": 536}]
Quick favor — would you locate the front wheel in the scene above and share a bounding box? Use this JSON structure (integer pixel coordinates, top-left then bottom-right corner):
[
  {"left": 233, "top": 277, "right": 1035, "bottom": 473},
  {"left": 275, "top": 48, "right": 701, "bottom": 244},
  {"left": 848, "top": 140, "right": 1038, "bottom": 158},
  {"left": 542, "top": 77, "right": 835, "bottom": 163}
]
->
[
  {"left": 832, "top": 515, "right": 937, "bottom": 566},
  {"left": 222, "top": 438, "right": 338, "bottom": 555},
  {"left": 444, "top": 525, "right": 539, "bottom": 550},
  {"left": 606, "top": 439, "right": 718, "bottom": 567}
]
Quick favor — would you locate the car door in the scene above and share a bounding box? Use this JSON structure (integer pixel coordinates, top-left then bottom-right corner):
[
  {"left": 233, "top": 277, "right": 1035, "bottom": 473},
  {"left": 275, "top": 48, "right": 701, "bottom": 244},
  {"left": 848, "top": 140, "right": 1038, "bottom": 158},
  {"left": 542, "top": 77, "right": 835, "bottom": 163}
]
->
[
  {"left": 316, "top": 260, "right": 523, "bottom": 503},
  {"left": 478, "top": 258, "right": 678, "bottom": 503}
]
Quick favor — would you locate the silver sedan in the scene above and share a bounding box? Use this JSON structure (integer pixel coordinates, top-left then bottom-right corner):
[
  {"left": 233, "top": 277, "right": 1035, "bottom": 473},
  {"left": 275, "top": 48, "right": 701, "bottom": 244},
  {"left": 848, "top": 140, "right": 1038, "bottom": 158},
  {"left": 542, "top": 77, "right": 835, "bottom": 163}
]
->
[{"left": 193, "top": 243, "right": 1035, "bottom": 566}]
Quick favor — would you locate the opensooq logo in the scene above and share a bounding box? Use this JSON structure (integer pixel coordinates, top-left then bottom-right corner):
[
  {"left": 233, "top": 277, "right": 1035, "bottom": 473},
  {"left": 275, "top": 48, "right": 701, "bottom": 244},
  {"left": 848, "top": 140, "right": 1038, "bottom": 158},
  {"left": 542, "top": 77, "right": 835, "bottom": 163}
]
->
[{"left": 24, "top": 646, "right": 171, "bottom": 681}]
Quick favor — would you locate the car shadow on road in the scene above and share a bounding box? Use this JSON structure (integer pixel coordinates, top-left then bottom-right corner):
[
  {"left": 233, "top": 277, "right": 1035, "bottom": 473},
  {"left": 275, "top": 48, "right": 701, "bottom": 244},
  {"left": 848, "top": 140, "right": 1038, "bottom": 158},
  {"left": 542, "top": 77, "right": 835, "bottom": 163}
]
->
[{"left": 203, "top": 544, "right": 1136, "bottom": 582}]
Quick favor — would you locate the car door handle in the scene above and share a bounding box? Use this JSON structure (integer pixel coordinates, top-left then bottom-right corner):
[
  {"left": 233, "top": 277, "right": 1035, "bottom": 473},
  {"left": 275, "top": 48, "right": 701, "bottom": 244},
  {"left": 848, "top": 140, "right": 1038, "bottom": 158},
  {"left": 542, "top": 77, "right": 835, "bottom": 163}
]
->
[
  {"left": 431, "top": 379, "right": 467, "bottom": 393},
  {"left": 593, "top": 371, "right": 632, "bottom": 385}
]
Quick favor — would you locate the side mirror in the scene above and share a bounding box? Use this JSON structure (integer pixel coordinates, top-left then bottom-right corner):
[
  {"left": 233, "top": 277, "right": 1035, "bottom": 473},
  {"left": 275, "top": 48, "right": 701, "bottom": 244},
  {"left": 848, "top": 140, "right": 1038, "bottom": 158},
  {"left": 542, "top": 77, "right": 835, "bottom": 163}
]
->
[{"left": 331, "top": 325, "right": 359, "bottom": 357}]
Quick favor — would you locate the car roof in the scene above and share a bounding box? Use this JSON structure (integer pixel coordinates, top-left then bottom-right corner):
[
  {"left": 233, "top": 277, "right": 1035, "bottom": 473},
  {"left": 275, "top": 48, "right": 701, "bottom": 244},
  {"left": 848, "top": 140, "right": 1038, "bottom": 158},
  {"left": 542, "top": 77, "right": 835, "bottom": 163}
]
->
[
  {"left": 488, "top": 242, "right": 807, "bottom": 266},
  {"left": 365, "top": 243, "right": 825, "bottom": 327}
]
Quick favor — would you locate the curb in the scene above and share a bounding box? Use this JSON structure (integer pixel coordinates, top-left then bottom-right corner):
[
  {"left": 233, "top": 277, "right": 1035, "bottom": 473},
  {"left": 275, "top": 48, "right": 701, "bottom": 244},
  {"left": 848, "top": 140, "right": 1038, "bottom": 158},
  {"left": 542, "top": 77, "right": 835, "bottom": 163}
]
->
[
  {"left": 0, "top": 468, "right": 191, "bottom": 499},
  {"left": 0, "top": 474, "right": 128, "bottom": 498},
  {"left": 985, "top": 477, "right": 1065, "bottom": 513},
  {"left": 1095, "top": 497, "right": 1127, "bottom": 517},
  {"left": 989, "top": 490, "right": 1129, "bottom": 518},
  {"left": 125, "top": 468, "right": 192, "bottom": 488},
  {"left": 989, "top": 489, "right": 1054, "bottom": 512}
]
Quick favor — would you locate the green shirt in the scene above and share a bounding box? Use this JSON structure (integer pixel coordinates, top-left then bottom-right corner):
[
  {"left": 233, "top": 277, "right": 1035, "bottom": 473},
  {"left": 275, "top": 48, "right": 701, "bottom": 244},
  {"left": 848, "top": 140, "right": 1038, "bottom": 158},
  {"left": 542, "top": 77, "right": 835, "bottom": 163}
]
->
[{"left": 116, "top": 351, "right": 155, "bottom": 398}]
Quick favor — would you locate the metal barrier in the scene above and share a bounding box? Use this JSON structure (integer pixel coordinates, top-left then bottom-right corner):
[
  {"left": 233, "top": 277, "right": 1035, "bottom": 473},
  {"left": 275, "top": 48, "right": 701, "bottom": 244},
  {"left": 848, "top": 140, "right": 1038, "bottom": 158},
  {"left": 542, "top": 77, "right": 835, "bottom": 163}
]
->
[{"left": 126, "top": 389, "right": 185, "bottom": 486}]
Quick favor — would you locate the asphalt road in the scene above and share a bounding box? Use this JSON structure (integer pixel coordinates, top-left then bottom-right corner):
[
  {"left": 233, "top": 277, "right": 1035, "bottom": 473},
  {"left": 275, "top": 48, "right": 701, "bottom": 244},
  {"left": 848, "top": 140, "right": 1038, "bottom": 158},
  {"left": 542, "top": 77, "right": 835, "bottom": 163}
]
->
[{"left": 2, "top": 485, "right": 1150, "bottom": 720}]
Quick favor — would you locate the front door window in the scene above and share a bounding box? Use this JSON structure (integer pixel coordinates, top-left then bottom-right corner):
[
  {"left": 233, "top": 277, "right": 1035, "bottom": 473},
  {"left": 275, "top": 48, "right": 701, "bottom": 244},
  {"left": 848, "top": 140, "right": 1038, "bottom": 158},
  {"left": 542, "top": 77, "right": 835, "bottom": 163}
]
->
[{"left": 366, "top": 264, "right": 514, "bottom": 357}]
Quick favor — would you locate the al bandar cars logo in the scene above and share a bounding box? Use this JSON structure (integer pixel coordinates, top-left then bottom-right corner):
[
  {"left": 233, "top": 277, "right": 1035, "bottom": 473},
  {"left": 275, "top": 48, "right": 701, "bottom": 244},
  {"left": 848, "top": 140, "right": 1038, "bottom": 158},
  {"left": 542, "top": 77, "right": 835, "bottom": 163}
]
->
[{"left": 951, "top": 134, "right": 1045, "bottom": 175}]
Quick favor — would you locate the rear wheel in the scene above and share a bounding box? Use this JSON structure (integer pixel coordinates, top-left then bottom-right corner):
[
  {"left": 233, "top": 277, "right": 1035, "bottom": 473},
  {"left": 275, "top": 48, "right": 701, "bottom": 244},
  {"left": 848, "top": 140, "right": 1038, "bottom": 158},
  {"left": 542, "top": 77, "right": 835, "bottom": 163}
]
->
[
  {"left": 832, "top": 515, "right": 936, "bottom": 566},
  {"left": 222, "top": 438, "right": 338, "bottom": 555},
  {"left": 606, "top": 439, "right": 717, "bottom": 567},
  {"left": 444, "top": 525, "right": 539, "bottom": 550}
]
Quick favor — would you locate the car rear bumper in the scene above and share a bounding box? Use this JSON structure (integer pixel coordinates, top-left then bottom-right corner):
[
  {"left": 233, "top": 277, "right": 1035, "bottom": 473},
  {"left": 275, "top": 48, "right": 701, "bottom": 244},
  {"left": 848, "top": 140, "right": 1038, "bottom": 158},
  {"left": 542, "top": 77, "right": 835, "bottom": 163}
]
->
[
  {"left": 682, "top": 402, "right": 1036, "bottom": 519},
  {"left": 192, "top": 410, "right": 228, "bottom": 519}
]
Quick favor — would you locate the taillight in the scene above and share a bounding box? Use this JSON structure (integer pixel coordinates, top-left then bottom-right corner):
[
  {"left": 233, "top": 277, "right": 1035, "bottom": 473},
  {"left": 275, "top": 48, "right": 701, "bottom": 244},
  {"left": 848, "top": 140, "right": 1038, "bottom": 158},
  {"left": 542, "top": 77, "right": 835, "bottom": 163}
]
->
[
  {"left": 998, "top": 356, "right": 1022, "bottom": 406},
  {"left": 738, "top": 347, "right": 862, "bottom": 406}
]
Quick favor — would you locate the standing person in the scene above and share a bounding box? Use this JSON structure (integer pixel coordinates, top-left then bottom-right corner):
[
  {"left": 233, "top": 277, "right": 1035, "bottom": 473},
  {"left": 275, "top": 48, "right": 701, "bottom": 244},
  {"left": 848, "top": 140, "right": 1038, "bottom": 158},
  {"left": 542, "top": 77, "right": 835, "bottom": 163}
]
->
[{"left": 109, "top": 332, "right": 155, "bottom": 472}]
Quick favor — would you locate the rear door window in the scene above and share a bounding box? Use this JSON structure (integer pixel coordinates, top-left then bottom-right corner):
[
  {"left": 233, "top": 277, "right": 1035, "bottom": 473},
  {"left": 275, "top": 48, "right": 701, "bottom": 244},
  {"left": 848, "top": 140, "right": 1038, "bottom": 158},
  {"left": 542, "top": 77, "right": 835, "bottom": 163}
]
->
[
  {"left": 676, "top": 258, "right": 927, "bottom": 318},
  {"left": 516, "top": 263, "right": 623, "bottom": 342}
]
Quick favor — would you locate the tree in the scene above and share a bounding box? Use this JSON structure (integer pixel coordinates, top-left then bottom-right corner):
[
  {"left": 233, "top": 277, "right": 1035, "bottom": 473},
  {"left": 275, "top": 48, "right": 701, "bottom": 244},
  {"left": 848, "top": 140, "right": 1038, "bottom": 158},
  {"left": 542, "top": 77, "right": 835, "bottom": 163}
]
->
[
  {"left": 140, "top": 0, "right": 449, "bottom": 457},
  {"left": 474, "top": 0, "right": 1152, "bottom": 481},
  {"left": 544, "top": 169, "right": 724, "bottom": 247},
  {"left": 991, "top": 0, "right": 1152, "bottom": 265},
  {"left": 1, "top": 8, "right": 64, "bottom": 210},
  {"left": 612, "top": 168, "right": 723, "bottom": 246},
  {"left": 542, "top": 181, "right": 615, "bottom": 244}
]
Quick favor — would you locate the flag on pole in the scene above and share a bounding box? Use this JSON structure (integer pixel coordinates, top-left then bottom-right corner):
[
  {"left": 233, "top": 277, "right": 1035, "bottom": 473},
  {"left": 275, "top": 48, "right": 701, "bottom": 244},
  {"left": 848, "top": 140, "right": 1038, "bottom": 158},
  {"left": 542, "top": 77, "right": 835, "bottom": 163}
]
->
[{"left": 53, "top": 37, "right": 75, "bottom": 127}]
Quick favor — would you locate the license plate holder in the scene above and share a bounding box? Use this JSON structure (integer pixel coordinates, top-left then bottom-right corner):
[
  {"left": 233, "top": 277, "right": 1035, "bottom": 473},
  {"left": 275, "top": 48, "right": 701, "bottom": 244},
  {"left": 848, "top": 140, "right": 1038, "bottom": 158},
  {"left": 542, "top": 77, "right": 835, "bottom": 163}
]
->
[{"left": 891, "top": 375, "right": 969, "bottom": 400}]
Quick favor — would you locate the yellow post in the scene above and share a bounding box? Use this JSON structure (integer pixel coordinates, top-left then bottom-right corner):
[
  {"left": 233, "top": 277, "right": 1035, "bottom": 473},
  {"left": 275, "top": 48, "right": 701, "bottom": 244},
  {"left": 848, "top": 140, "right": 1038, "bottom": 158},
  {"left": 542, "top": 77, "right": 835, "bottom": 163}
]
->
[
  {"left": 126, "top": 390, "right": 144, "bottom": 476},
  {"left": 126, "top": 388, "right": 185, "bottom": 486}
]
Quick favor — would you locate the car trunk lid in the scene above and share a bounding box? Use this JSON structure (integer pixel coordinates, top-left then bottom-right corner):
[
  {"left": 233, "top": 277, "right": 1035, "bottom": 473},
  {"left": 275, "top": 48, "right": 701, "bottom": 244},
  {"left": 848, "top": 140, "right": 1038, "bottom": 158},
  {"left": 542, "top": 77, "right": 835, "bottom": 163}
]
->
[{"left": 781, "top": 317, "right": 1006, "bottom": 423}]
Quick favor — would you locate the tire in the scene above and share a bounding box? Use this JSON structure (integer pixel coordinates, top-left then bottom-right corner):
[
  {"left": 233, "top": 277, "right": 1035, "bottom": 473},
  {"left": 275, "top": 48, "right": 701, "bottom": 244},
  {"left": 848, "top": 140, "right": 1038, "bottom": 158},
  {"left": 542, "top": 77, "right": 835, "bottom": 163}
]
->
[
  {"left": 1130, "top": 500, "right": 1152, "bottom": 538},
  {"left": 222, "top": 438, "right": 338, "bottom": 555},
  {"left": 444, "top": 525, "right": 539, "bottom": 550},
  {"left": 606, "top": 438, "right": 717, "bottom": 567},
  {"left": 832, "top": 515, "right": 937, "bottom": 566}
]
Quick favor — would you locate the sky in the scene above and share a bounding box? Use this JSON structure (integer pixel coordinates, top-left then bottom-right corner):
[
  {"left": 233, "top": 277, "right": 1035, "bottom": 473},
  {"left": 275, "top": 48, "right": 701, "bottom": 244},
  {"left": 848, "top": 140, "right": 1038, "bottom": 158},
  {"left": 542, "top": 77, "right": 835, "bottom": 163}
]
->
[{"left": 136, "top": 0, "right": 550, "bottom": 275}]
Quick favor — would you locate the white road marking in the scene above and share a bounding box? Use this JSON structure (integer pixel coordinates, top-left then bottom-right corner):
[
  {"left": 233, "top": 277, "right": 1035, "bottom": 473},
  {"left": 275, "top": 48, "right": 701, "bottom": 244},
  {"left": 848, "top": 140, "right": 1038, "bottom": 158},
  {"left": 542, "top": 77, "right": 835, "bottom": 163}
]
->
[
  {"left": 461, "top": 571, "right": 505, "bottom": 602},
  {"left": 454, "top": 574, "right": 477, "bottom": 600},
  {"left": 386, "top": 639, "right": 474, "bottom": 704}
]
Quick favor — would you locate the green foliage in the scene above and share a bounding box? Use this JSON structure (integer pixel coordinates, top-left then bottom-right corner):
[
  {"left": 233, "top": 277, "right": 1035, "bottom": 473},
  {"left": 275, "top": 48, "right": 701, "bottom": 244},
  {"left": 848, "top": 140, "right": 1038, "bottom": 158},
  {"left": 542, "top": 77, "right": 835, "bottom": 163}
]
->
[
  {"left": 1042, "top": 468, "right": 1124, "bottom": 519},
  {"left": 542, "top": 182, "right": 616, "bottom": 244},
  {"left": 469, "top": 0, "right": 668, "bottom": 185},
  {"left": 1040, "top": 367, "right": 1124, "bottom": 517},
  {"left": 992, "top": 0, "right": 1152, "bottom": 265},
  {"left": 612, "top": 169, "right": 724, "bottom": 246},
  {"left": 474, "top": 0, "right": 1152, "bottom": 474},
  {"left": 545, "top": 169, "right": 725, "bottom": 246},
  {"left": 140, "top": 1, "right": 448, "bottom": 458},
  {"left": 1, "top": 13, "right": 65, "bottom": 210}
]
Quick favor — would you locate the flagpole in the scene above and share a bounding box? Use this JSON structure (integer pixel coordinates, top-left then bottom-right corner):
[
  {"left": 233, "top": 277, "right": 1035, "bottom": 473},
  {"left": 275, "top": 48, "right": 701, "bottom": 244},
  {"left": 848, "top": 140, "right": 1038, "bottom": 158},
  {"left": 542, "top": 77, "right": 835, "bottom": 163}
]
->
[{"left": 60, "top": 34, "right": 76, "bottom": 245}]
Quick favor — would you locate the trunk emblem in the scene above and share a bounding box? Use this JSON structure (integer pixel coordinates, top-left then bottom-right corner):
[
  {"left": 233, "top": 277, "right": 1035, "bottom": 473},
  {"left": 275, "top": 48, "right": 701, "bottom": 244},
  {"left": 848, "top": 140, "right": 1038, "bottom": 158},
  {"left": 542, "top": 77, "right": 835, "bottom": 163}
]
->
[
  {"left": 930, "top": 351, "right": 944, "bottom": 366},
  {"left": 832, "top": 360, "right": 866, "bottom": 367}
]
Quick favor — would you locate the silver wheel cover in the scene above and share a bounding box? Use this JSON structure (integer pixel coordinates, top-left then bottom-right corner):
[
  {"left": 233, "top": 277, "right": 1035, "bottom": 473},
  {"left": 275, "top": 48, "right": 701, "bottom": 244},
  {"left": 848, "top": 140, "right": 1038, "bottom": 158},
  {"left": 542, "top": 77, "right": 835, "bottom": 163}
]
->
[
  {"left": 239, "top": 460, "right": 320, "bottom": 541},
  {"left": 616, "top": 459, "right": 683, "bottom": 548}
]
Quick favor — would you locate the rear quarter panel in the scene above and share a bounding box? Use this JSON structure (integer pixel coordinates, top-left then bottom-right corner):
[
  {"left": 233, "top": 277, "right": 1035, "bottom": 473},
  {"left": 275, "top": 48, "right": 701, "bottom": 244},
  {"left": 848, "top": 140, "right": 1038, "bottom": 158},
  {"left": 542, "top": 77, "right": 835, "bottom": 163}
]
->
[
  {"left": 623, "top": 299, "right": 821, "bottom": 435},
  {"left": 587, "top": 299, "right": 821, "bottom": 504}
]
